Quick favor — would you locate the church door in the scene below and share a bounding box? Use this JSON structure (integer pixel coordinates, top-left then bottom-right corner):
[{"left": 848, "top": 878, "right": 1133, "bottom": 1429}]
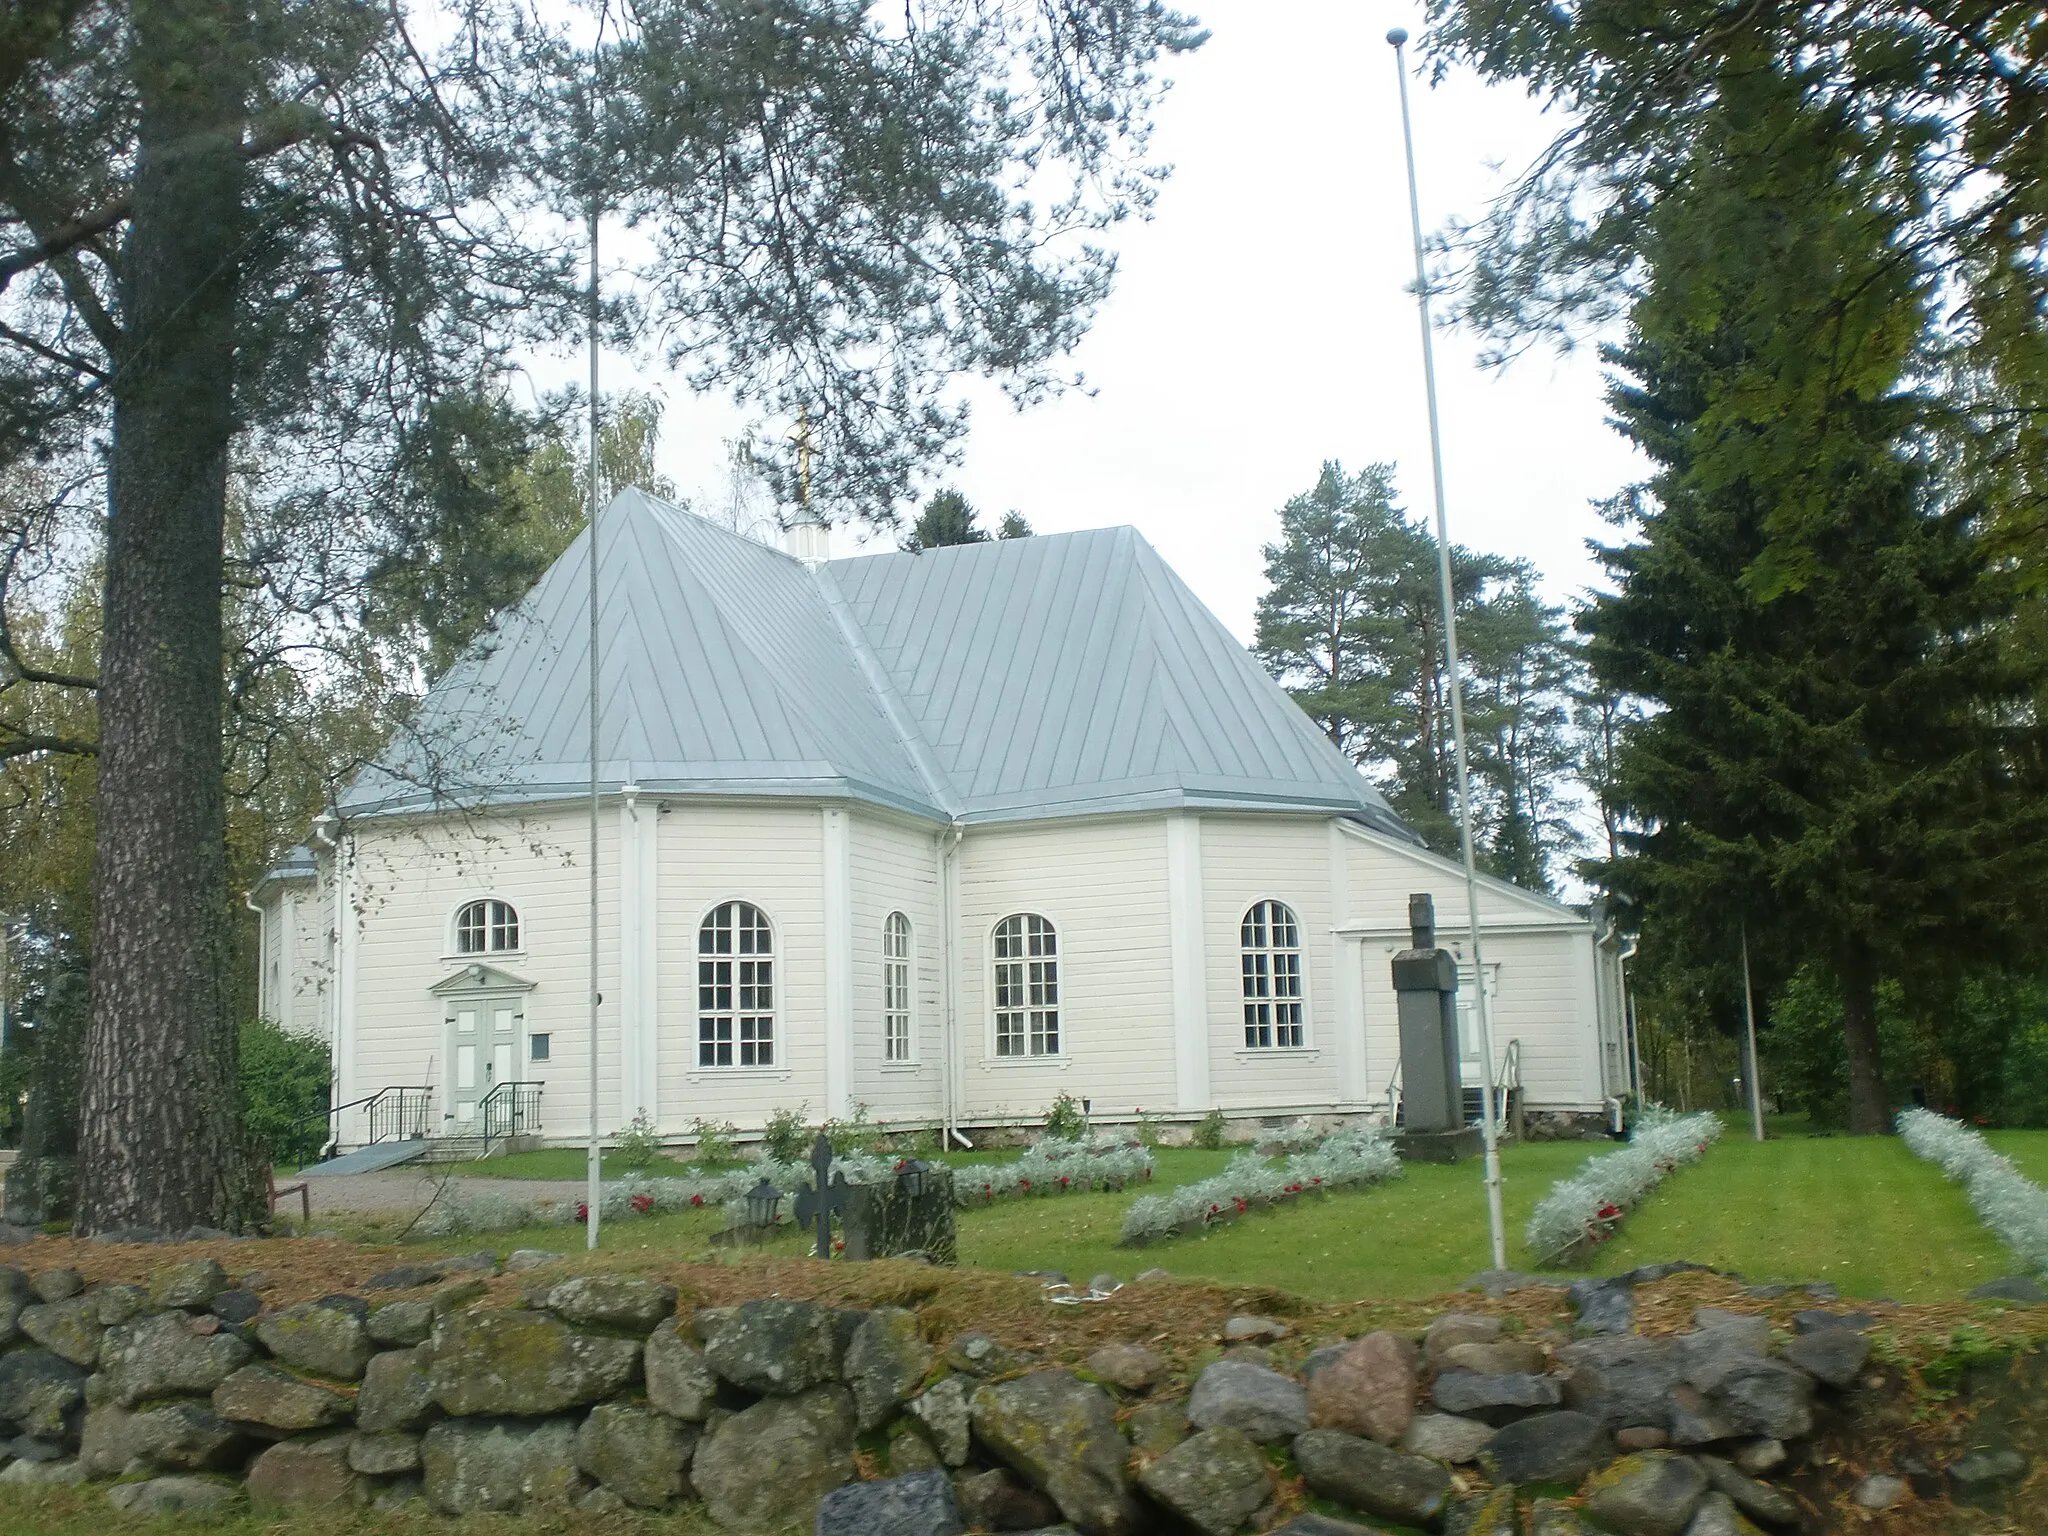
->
[{"left": 445, "top": 995, "right": 524, "bottom": 1127}]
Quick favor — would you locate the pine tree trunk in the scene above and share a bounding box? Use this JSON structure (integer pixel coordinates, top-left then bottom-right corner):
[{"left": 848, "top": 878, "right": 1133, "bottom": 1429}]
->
[
  {"left": 1840, "top": 949, "right": 1889, "bottom": 1136},
  {"left": 74, "top": 0, "right": 249, "bottom": 1234}
]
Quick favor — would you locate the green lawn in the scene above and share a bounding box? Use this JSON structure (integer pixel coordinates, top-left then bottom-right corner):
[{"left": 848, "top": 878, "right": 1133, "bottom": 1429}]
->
[{"left": 1984, "top": 1128, "right": 2048, "bottom": 1185}]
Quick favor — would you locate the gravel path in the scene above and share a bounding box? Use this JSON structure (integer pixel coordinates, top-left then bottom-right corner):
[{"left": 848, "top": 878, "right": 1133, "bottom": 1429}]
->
[{"left": 299, "top": 1171, "right": 584, "bottom": 1218}]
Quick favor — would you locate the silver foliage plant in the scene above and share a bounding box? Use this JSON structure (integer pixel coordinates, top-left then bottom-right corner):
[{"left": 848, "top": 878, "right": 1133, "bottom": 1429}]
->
[
  {"left": 1118, "top": 1127, "right": 1401, "bottom": 1246},
  {"left": 1897, "top": 1107, "right": 2048, "bottom": 1276},
  {"left": 1524, "top": 1106, "right": 1723, "bottom": 1267}
]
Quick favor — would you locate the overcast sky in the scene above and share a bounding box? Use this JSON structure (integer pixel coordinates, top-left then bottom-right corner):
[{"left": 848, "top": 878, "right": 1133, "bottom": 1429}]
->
[{"left": 593, "top": 0, "right": 1644, "bottom": 644}]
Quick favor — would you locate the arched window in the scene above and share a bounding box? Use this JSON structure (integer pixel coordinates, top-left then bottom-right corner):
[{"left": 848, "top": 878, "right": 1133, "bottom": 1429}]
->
[
  {"left": 1241, "top": 900, "right": 1304, "bottom": 1048},
  {"left": 456, "top": 899, "right": 520, "bottom": 954},
  {"left": 993, "top": 914, "right": 1059, "bottom": 1057},
  {"left": 883, "top": 912, "right": 913, "bottom": 1063},
  {"left": 699, "top": 902, "right": 774, "bottom": 1067}
]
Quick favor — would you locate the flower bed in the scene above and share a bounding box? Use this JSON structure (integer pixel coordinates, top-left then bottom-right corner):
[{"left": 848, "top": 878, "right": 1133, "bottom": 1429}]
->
[
  {"left": 1898, "top": 1107, "right": 2048, "bottom": 1275},
  {"left": 1524, "top": 1106, "right": 1722, "bottom": 1267},
  {"left": 1117, "top": 1127, "right": 1400, "bottom": 1246},
  {"left": 956, "top": 1135, "right": 1154, "bottom": 1207}
]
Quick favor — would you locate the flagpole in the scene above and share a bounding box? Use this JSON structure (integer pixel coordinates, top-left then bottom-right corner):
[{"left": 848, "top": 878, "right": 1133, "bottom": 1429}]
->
[
  {"left": 585, "top": 195, "right": 602, "bottom": 1252},
  {"left": 1387, "top": 26, "right": 1507, "bottom": 1270}
]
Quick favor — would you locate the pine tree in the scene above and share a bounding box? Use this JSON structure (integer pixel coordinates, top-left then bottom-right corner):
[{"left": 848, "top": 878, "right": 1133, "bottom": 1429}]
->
[{"left": 902, "top": 489, "right": 987, "bottom": 551}]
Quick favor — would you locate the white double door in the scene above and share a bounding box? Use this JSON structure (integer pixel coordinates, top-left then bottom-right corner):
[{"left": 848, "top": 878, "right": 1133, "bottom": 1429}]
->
[{"left": 446, "top": 995, "right": 524, "bottom": 1127}]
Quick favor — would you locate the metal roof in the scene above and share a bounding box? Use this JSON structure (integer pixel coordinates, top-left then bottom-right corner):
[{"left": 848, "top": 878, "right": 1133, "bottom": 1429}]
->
[{"left": 339, "top": 490, "right": 1415, "bottom": 840}]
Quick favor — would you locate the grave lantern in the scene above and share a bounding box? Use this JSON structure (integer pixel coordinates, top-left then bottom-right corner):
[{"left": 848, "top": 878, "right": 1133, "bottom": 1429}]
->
[
  {"left": 896, "top": 1158, "right": 928, "bottom": 1200},
  {"left": 745, "top": 1177, "right": 781, "bottom": 1228}
]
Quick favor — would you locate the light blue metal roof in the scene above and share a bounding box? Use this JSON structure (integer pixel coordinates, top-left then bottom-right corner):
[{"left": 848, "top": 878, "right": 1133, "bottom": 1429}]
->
[{"left": 339, "top": 491, "right": 1415, "bottom": 840}]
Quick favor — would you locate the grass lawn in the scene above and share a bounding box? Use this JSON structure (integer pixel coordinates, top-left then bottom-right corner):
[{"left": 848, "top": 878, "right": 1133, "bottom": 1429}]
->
[{"left": 1984, "top": 1128, "right": 2048, "bottom": 1185}]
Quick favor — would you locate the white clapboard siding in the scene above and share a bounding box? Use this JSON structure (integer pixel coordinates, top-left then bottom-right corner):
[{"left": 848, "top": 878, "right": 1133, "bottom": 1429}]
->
[{"left": 847, "top": 814, "right": 946, "bottom": 1124}]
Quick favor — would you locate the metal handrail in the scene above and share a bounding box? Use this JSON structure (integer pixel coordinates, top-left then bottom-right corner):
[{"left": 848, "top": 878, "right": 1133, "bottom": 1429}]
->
[
  {"left": 1383, "top": 1037, "right": 1522, "bottom": 1131},
  {"left": 478, "top": 1081, "right": 543, "bottom": 1158},
  {"left": 293, "top": 1084, "right": 433, "bottom": 1158}
]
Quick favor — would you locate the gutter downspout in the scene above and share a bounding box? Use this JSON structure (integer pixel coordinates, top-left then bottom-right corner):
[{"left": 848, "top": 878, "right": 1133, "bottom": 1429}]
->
[
  {"left": 309, "top": 817, "right": 343, "bottom": 1152},
  {"left": 1618, "top": 930, "right": 1641, "bottom": 1102},
  {"left": 243, "top": 891, "right": 265, "bottom": 1021},
  {"left": 938, "top": 822, "right": 970, "bottom": 1150}
]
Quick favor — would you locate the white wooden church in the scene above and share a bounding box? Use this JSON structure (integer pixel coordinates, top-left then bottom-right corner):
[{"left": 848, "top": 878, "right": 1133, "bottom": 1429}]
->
[{"left": 251, "top": 490, "right": 1632, "bottom": 1152}]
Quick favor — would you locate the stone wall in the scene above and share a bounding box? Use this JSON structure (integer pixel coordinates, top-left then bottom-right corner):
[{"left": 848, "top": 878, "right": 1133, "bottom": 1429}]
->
[{"left": 0, "top": 1252, "right": 2039, "bottom": 1532}]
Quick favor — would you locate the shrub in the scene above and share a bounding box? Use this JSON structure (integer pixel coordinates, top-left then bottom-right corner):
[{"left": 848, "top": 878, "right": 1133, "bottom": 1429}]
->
[
  {"left": 1119, "top": 1127, "right": 1398, "bottom": 1245},
  {"left": 690, "top": 1117, "right": 739, "bottom": 1165},
  {"left": 1191, "top": 1107, "right": 1227, "bottom": 1151},
  {"left": 1898, "top": 1107, "right": 2048, "bottom": 1274},
  {"left": 762, "top": 1103, "right": 811, "bottom": 1163},
  {"left": 1133, "top": 1110, "right": 1166, "bottom": 1148},
  {"left": 615, "top": 1109, "right": 664, "bottom": 1171},
  {"left": 959, "top": 1134, "right": 1153, "bottom": 1207},
  {"left": 824, "top": 1102, "right": 884, "bottom": 1156},
  {"left": 1524, "top": 1106, "right": 1722, "bottom": 1267},
  {"left": 1043, "top": 1091, "right": 1087, "bottom": 1140},
  {"left": 240, "top": 1018, "right": 331, "bottom": 1168}
]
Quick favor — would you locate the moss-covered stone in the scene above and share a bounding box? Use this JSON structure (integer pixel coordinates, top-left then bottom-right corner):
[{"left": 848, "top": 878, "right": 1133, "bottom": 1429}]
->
[
  {"left": 0, "top": 1346, "right": 88, "bottom": 1437},
  {"left": 247, "top": 1433, "right": 364, "bottom": 1509},
  {"left": 1136, "top": 1426, "right": 1272, "bottom": 1536},
  {"left": 421, "top": 1307, "right": 640, "bottom": 1416},
  {"left": 691, "top": 1385, "right": 855, "bottom": 1531},
  {"left": 1582, "top": 1451, "right": 1710, "bottom": 1536},
  {"left": 347, "top": 1430, "right": 422, "bottom": 1477},
  {"left": 544, "top": 1275, "right": 677, "bottom": 1334},
  {"left": 644, "top": 1318, "right": 717, "bottom": 1420},
  {"left": 96, "top": 1312, "right": 252, "bottom": 1406},
  {"left": 575, "top": 1401, "right": 697, "bottom": 1508},
  {"left": 357, "top": 1346, "right": 440, "bottom": 1433},
  {"left": 150, "top": 1259, "right": 229, "bottom": 1311},
  {"left": 698, "top": 1298, "right": 858, "bottom": 1396},
  {"left": 367, "top": 1298, "right": 434, "bottom": 1347},
  {"left": 255, "top": 1296, "right": 373, "bottom": 1381},
  {"left": 80, "top": 1398, "right": 247, "bottom": 1476},
  {"left": 971, "top": 1370, "right": 1144, "bottom": 1535},
  {"left": 843, "top": 1306, "right": 933, "bottom": 1430},
  {"left": 19, "top": 1294, "right": 105, "bottom": 1366},
  {"left": 213, "top": 1363, "right": 355, "bottom": 1432},
  {"left": 421, "top": 1416, "right": 580, "bottom": 1513}
]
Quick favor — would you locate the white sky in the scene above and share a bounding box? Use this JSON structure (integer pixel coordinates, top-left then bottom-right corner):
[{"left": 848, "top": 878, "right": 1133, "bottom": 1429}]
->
[{"left": 586, "top": 0, "right": 1644, "bottom": 643}]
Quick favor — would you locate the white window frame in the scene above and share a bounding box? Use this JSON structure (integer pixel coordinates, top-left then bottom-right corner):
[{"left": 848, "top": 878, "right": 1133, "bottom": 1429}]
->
[
  {"left": 882, "top": 911, "right": 915, "bottom": 1064},
  {"left": 991, "top": 913, "right": 1061, "bottom": 1060},
  {"left": 451, "top": 897, "right": 523, "bottom": 957},
  {"left": 698, "top": 900, "right": 776, "bottom": 1069},
  {"left": 1240, "top": 898, "right": 1308, "bottom": 1050}
]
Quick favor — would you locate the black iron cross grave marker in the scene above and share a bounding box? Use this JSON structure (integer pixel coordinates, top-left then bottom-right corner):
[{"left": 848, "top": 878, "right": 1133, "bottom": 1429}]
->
[{"left": 793, "top": 1132, "right": 850, "bottom": 1259}]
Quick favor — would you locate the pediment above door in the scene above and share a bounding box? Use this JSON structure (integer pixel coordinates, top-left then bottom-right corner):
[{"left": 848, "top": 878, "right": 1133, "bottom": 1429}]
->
[{"left": 431, "top": 962, "right": 537, "bottom": 996}]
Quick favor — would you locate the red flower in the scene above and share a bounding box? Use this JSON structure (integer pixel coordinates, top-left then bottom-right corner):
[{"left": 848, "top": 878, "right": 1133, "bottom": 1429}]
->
[
  {"left": 575, "top": 1202, "right": 589, "bottom": 1222},
  {"left": 1233, "top": 1197, "right": 1248, "bottom": 1213},
  {"left": 1019, "top": 1178, "right": 1031, "bottom": 1190},
  {"left": 1144, "top": 1167, "right": 1153, "bottom": 1180},
  {"left": 630, "top": 1193, "right": 655, "bottom": 1214},
  {"left": 1596, "top": 1203, "right": 1622, "bottom": 1220},
  {"left": 690, "top": 1193, "right": 705, "bottom": 1207},
  {"left": 832, "top": 1240, "right": 845, "bottom": 1253},
  {"left": 1059, "top": 1176, "right": 1071, "bottom": 1188}
]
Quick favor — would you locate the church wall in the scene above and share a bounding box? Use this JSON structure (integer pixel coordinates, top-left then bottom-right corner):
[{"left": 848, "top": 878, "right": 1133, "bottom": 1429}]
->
[
  {"left": 953, "top": 815, "right": 1177, "bottom": 1122},
  {"left": 847, "top": 814, "right": 945, "bottom": 1124},
  {"left": 1198, "top": 815, "right": 1350, "bottom": 1112},
  {"left": 652, "top": 801, "right": 828, "bottom": 1137},
  {"left": 345, "top": 810, "right": 621, "bottom": 1148}
]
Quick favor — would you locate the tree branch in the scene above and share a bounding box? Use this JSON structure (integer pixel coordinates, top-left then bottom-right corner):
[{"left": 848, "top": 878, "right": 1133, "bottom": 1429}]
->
[{"left": 0, "top": 728, "right": 96, "bottom": 758}]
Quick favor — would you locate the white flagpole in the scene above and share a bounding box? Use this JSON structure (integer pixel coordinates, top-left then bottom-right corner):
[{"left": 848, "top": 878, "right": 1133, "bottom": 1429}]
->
[{"left": 585, "top": 195, "right": 603, "bottom": 1252}]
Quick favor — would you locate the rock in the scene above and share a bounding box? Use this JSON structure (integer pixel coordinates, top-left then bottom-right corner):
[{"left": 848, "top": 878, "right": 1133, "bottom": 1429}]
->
[
  {"left": 1087, "top": 1274, "right": 1121, "bottom": 1297},
  {"left": 1135, "top": 1267, "right": 1170, "bottom": 1283},
  {"left": 1445, "top": 1338, "right": 1547, "bottom": 1375},
  {"left": 1400, "top": 1411, "right": 1495, "bottom": 1464},
  {"left": 348, "top": 1430, "right": 422, "bottom": 1476},
  {"left": 33, "top": 1267, "right": 82, "bottom": 1302},
  {"left": 1570, "top": 1276, "right": 1635, "bottom": 1334},
  {"left": 970, "top": 1371, "right": 1143, "bottom": 1535},
  {"left": 816, "top": 1468, "right": 965, "bottom": 1536},
  {"left": 422, "top": 1416, "right": 580, "bottom": 1513},
  {"left": 1582, "top": 1451, "right": 1710, "bottom": 1536},
  {"left": 1729, "top": 1439, "right": 1785, "bottom": 1476},
  {"left": 1790, "top": 1309, "right": 1872, "bottom": 1335},
  {"left": 1801, "top": 1282, "right": 1838, "bottom": 1301},
  {"left": 1668, "top": 1386, "right": 1739, "bottom": 1446},
  {"left": 1432, "top": 1368, "right": 1563, "bottom": 1422},
  {"left": 78, "top": 1399, "right": 244, "bottom": 1474},
  {"left": 1481, "top": 1410, "right": 1609, "bottom": 1484},
  {"left": 0, "top": 1456, "right": 86, "bottom": 1485},
  {"left": 0, "top": 1348, "right": 88, "bottom": 1438},
  {"left": 1265, "top": 1518, "right": 1383, "bottom": 1536},
  {"left": 151, "top": 1259, "right": 229, "bottom": 1310},
  {"left": 421, "top": 1307, "right": 640, "bottom": 1416},
  {"left": 1969, "top": 1275, "right": 2047, "bottom": 1302},
  {"left": 691, "top": 1386, "right": 856, "bottom": 1532},
  {"left": 1424, "top": 1313, "right": 1504, "bottom": 1368},
  {"left": 1307, "top": 1331, "right": 1417, "bottom": 1445},
  {"left": 944, "top": 1328, "right": 1024, "bottom": 1376},
  {"left": 1446, "top": 1486, "right": 1518, "bottom": 1536},
  {"left": 845, "top": 1307, "right": 934, "bottom": 1430},
  {"left": 1137, "top": 1426, "right": 1271, "bottom": 1536},
  {"left": 1692, "top": 1307, "right": 1768, "bottom": 1338},
  {"left": 1529, "top": 1496, "right": 1592, "bottom": 1535},
  {"left": 1697, "top": 1454, "right": 1801, "bottom": 1528},
  {"left": 19, "top": 1296, "right": 105, "bottom": 1367},
  {"left": 1559, "top": 1334, "right": 1684, "bottom": 1431},
  {"left": 698, "top": 1299, "right": 856, "bottom": 1395},
  {"left": 1616, "top": 1426, "right": 1671, "bottom": 1451},
  {"left": 1780, "top": 1327, "right": 1869, "bottom": 1389},
  {"left": 545, "top": 1274, "right": 678, "bottom": 1333},
  {"left": 956, "top": 1467, "right": 1060, "bottom": 1530},
  {"left": 371, "top": 1475, "right": 425, "bottom": 1510},
  {"left": 1186, "top": 1358, "right": 1310, "bottom": 1443},
  {"left": 366, "top": 1263, "right": 442, "bottom": 1290},
  {"left": 432, "top": 1276, "right": 490, "bottom": 1313},
  {"left": 106, "top": 1476, "right": 239, "bottom": 1515},
  {"left": 435, "top": 1251, "right": 498, "bottom": 1275},
  {"left": 889, "top": 1426, "right": 943, "bottom": 1475},
  {"left": 209, "top": 1289, "right": 262, "bottom": 1326},
  {"left": 1681, "top": 1492, "right": 1757, "bottom": 1536},
  {"left": 256, "top": 1295, "right": 373, "bottom": 1381},
  {"left": 357, "top": 1347, "right": 440, "bottom": 1433},
  {"left": 1852, "top": 1473, "right": 1907, "bottom": 1510},
  {"left": 1085, "top": 1341, "right": 1167, "bottom": 1392},
  {"left": 214, "top": 1363, "right": 354, "bottom": 1431},
  {"left": 95, "top": 1284, "right": 148, "bottom": 1326},
  {"left": 909, "top": 1374, "right": 974, "bottom": 1465},
  {"left": 1677, "top": 1319, "right": 1769, "bottom": 1390},
  {"left": 504, "top": 1249, "right": 564, "bottom": 1272},
  {"left": 1293, "top": 1428, "right": 1452, "bottom": 1529},
  {"left": 0, "top": 1266, "right": 29, "bottom": 1343},
  {"left": 367, "top": 1298, "right": 435, "bottom": 1347},
  {"left": 1707, "top": 1360, "right": 1813, "bottom": 1440},
  {"left": 1947, "top": 1448, "right": 2029, "bottom": 1509},
  {"left": 10, "top": 1433, "right": 62, "bottom": 1461},
  {"left": 1222, "top": 1315, "right": 1288, "bottom": 1343},
  {"left": 644, "top": 1317, "right": 718, "bottom": 1420},
  {"left": 1127, "top": 1399, "right": 1192, "bottom": 1455},
  {"left": 247, "top": 1433, "right": 364, "bottom": 1508},
  {"left": 575, "top": 1401, "right": 695, "bottom": 1508}
]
